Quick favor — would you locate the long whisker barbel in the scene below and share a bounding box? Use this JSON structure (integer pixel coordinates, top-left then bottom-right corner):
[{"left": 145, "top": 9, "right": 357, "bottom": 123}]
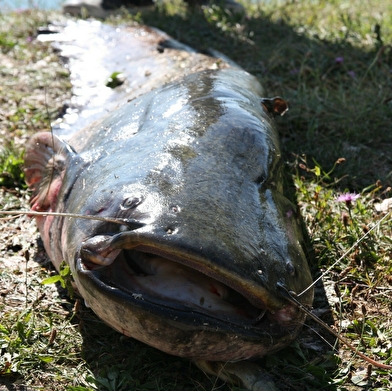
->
[
  {"left": 277, "top": 282, "right": 392, "bottom": 370},
  {"left": 297, "top": 210, "right": 391, "bottom": 298},
  {"left": 0, "top": 210, "right": 143, "bottom": 228},
  {"left": 285, "top": 209, "right": 392, "bottom": 370}
]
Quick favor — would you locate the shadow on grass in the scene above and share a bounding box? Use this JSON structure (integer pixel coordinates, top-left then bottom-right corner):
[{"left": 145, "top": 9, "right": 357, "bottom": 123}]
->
[{"left": 133, "top": 3, "right": 392, "bottom": 189}]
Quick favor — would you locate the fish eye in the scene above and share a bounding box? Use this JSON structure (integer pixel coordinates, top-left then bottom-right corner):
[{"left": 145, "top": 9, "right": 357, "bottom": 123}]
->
[
  {"left": 286, "top": 261, "right": 296, "bottom": 277},
  {"left": 121, "top": 196, "right": 142, "bottom": 209}
]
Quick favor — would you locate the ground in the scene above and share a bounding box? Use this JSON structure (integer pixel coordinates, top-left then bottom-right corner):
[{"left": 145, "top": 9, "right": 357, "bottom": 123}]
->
[{"left": 0, "top": 1, "right": 391, "bottom": 391}]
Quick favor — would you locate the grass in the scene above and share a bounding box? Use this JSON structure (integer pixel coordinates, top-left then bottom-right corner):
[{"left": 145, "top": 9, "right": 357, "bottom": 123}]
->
[{"left": 0, "top": 1, "right": 391, "bottom": 390}]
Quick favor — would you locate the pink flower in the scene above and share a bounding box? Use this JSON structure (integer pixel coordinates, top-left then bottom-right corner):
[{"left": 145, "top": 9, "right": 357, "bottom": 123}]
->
[
  {"left": 336, "top": 193, "right": 360, "bottom": 207},
  {"left": 335, "top": 57, "right": 344, "bottom": 64}
]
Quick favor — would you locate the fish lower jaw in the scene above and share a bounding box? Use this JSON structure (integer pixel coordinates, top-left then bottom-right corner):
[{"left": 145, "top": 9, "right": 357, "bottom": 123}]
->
[
  {"left": 76, "top": 247, "right": 301, "bottom": 333},
  {"left": 76, "top": 253, "right": 302, "bottom": 361}
]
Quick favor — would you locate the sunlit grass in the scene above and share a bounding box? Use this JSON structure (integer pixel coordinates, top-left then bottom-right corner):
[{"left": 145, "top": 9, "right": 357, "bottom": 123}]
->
[{"left": 0, "top": 1, "right": 391, "bottom": 390}]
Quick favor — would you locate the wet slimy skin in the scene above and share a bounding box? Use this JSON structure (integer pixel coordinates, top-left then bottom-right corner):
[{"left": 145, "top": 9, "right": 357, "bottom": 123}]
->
[{"left": 25, "top": 68, "right": 313, "bottom": 364}]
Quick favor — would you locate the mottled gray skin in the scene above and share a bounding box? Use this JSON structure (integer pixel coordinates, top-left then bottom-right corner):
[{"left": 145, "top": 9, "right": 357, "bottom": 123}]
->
[{"left": 25, "top": 68, "right": 313, "bottom": 389}]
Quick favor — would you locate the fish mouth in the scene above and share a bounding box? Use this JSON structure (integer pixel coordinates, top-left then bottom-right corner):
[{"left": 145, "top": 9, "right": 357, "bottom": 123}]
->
[{"left": 76, "top": 230, "right": 303, "bottom": 335}]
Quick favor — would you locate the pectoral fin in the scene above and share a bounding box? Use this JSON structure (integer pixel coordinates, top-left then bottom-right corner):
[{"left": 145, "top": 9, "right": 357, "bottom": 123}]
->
[{"left": 24, "top": 132, "right": 75, "bottom": 212}]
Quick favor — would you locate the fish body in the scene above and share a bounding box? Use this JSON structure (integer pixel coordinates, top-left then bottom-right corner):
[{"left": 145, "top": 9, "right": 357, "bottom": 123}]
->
[{"left": 25, "top": 26, "right": 313, "bottom": 388}]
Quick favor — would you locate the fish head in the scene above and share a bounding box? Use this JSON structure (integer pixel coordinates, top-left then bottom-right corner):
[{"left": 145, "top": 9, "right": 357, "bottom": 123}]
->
[{"left": 70, "top": 187, "right": 313, "bottom": 362}]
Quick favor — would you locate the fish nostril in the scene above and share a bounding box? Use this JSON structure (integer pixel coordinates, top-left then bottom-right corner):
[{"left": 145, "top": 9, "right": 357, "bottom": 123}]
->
[
  {"left": 165, "top": 227, "right": 177, "bottom": 235},
  {"left": 171, "top": 205, "right": 181, "bottom": 213}
]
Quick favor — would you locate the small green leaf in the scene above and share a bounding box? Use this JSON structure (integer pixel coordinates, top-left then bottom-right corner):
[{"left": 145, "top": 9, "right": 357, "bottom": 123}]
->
[
  {"left": 38, "top": 355, "right": 54, "bottom": 363},
  {"left": 0, "top": 324, "right": 9, "bottom": 335},
  {"left": 106, "top": 72, "right": 125, "bottom": 88},
  {"left": 312, "top": 165, "right": 321, "bottom": 176},
  {"left": 41, "top": 275, "right": 62, "bottom": 285},
  {"left": 59, "top": 264, "right": 71, "bottom": 277}
]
